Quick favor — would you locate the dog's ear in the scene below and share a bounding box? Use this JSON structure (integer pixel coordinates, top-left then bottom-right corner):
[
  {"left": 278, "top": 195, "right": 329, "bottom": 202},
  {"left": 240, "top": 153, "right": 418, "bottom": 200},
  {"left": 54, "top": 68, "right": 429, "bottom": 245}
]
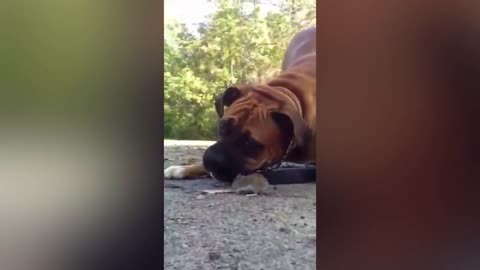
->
[
  {"left": 271, "top": 108, "right": 310, "bottom": 147},
  {"left": 215, "top": 86, "right": 246, "bottom": 117}
]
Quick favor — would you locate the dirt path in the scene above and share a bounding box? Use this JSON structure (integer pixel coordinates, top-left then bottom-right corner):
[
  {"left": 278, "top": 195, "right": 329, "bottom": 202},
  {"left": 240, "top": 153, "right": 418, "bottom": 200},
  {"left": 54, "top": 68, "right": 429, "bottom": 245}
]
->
[{"left": 164, "top": 140, "right": 316, "bottom": 270}]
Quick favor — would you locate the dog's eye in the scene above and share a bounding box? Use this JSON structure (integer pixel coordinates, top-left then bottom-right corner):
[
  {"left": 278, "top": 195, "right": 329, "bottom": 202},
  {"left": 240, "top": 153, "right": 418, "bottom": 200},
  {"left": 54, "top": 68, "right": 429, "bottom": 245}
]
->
[
  {"left": 243, "top": 138, "right": 263, "bottom": 156},
  {"left": 243, "top": 137, "right": 255, "bottom": 147}
]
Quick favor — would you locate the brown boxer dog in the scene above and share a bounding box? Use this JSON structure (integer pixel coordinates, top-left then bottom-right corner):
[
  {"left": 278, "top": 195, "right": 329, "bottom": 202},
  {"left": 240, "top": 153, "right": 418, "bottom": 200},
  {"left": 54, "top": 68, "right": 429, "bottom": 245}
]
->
[{"left": 164, "top": 27, "right": 316, "bottom": 181}]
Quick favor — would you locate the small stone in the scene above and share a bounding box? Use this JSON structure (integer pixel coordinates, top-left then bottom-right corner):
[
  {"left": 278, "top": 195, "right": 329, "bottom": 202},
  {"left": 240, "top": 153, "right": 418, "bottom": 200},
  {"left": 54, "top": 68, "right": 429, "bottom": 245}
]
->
[
  {"left": 279, "top": 227, "right": 288, "bottom": 233},
  {"left": 196, "top": 195, "right": 206, "bottom": 200},
  {"left": 300, "top": 216, "right": 305, "bottom": 219},
  {"left": 304, "top": 223, "right": 308, "bottom": 226},
  {"left": 253, "top": 218, "right": 257, "bottom": 222},
  {"left": 208, "top": 252, "right": 221, "bottom": 261}
]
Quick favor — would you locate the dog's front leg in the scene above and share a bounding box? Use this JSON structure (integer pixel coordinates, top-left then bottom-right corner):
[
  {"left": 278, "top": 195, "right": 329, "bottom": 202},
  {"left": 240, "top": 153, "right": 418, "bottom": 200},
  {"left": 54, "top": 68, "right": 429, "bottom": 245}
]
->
[{"left": 164, "top": 164, "right": 208, "bottom": 179}]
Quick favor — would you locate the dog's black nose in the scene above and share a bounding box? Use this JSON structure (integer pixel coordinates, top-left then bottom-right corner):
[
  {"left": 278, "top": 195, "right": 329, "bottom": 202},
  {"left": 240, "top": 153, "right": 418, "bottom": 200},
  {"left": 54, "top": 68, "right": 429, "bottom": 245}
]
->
[{"left": 203, "top": 142, "right": 238, "bottom": 182}]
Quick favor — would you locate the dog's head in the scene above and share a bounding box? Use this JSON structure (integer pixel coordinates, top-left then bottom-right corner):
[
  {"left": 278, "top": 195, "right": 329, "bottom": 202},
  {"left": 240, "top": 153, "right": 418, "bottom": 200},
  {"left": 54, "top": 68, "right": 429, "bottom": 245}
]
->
[{"left": 203, "top": 84, "right": 310, "bottom": 182}]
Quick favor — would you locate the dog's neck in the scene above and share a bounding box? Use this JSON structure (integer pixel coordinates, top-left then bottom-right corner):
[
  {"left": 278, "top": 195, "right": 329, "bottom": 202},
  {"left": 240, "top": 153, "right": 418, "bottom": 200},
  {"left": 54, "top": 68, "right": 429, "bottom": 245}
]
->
[
  {"left": 271, "top": 86, "right": 304, "bottom": 116},
  {"left": 252, "top": 66, "right": 316, "bottom": 163},
  {"left": 265, "top": 67, "right": 316, "bottom": 125}
]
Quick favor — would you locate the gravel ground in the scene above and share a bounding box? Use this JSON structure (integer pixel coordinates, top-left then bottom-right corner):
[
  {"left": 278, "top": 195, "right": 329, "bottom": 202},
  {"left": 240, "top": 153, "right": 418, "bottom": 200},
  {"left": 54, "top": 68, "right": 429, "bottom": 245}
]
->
[{"left": 164, "top": 141, "right": 316, "bottom": 270}]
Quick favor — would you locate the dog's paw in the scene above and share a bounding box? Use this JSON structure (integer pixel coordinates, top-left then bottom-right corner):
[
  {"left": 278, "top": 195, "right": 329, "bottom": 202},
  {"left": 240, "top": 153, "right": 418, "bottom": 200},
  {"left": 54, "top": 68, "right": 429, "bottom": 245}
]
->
[{"left": 164, "top": 166, "right": 188, "bottom": 179}]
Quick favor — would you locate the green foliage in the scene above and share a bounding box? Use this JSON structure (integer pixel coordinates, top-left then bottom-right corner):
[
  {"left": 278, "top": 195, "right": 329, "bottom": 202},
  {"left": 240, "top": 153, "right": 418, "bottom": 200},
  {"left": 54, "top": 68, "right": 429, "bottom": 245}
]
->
[
  {"left": 0, "top": 0, "right": 124, "bottom": 124},
  {"left": 164, "top": 0, "right": 315, "bottom": 140}
]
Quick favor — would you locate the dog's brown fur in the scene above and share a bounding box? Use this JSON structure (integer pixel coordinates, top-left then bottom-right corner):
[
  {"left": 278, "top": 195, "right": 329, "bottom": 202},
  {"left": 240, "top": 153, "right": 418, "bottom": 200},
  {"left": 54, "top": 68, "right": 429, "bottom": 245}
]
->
[{"left": 165, "top": 28, "right": 316, "bottom": 179}]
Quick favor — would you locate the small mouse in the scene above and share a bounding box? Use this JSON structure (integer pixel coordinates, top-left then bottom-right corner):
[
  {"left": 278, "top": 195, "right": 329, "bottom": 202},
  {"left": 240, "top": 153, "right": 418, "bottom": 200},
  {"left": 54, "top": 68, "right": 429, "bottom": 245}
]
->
[{"left": 232, "top": 173, "right": 269, "bottom": 195}]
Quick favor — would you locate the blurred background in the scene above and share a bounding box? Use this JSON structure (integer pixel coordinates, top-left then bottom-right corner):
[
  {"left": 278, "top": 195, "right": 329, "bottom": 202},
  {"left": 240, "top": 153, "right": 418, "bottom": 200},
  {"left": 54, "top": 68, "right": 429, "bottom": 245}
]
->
[
  {"left": 0, "top": 1, "right": 163, "bottom": 270},
  {"left": 164, "top": 0, "right": 316, "bottom": 140}
]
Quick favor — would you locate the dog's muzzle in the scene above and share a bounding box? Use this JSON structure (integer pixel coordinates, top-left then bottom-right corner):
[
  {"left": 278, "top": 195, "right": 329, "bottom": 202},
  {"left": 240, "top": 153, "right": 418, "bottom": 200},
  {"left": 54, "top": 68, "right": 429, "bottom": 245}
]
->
[{"left": 202, "top": 142, "right": 241, "bottom": 182}]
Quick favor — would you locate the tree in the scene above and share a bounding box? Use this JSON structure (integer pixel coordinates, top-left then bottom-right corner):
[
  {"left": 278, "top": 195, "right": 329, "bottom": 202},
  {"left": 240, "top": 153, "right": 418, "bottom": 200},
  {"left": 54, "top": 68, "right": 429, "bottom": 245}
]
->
[{"left": 164, "top": 0, "right": 315, "bottom": 140}]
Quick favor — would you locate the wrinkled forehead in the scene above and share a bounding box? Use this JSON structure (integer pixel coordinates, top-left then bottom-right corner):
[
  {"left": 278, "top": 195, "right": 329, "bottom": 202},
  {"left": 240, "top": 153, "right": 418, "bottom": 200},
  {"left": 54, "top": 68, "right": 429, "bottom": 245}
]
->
[
  {"left": 224, "top": 94, "right": 258, "bottom": 115},
  {"left": 223, "top": 92, "right": 275, "bottom": 119},
  {"left": 223, "top": 105, "right": 279, "bottom": 142}
]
